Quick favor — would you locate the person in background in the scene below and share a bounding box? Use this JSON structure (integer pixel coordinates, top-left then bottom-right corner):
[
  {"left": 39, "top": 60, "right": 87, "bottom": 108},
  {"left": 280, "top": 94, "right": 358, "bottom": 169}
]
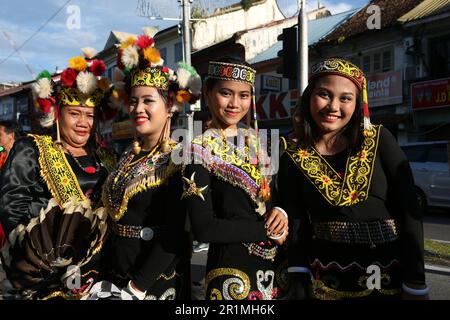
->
[{"left": 0, "top": 121, "right": 23, "bottom": 249}]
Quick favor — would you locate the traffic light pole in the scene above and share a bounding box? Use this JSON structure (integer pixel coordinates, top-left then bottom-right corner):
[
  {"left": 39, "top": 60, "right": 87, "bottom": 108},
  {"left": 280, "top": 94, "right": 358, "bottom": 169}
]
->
[
  {"left": 180, "top": 0, "right": 194, "bottom": 144},
  {"left": 298, "top": 0, "right": 308, "bottom": 95}
]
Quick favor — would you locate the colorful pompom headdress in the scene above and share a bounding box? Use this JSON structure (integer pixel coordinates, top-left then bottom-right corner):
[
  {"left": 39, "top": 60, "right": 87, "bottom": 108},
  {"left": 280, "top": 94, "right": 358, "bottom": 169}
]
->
[
  {"left": 309, "top": 57, "right": 372, "bottom": 134},
  {"left": 113, "top": 30, "right": 202, "bottom": 113},
  {"left": 32, "top": 48, "right": 121, "bottom": 130}
]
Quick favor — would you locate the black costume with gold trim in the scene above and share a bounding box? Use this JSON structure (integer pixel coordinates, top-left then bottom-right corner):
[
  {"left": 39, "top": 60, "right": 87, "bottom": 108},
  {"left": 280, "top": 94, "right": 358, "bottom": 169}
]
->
[
  {"left": 99, "top": 142, "right": 190, "bottom": 300},
  {"left": 277, "top": 126, "right": 425, "bottom": 300},
  {"left": 183, "top": 129, "right": 287, "bottom": 300},
  {"left": 0, "top": 134, "right": 114, "bottom": 299}
]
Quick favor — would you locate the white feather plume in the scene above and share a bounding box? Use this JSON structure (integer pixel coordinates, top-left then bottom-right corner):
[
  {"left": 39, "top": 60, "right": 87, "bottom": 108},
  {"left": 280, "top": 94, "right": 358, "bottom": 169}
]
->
[
  {"left": 81, "top": 47, "right": 97, "bottom": 59},
  {"left": 121, "top": 46, "right": 139, "bottom": 69},
  {"left": 39, "top": 107, "right": 55, "bottom": 128},
  {"left": 76, "top": 71, "right": 98, "bottom": 95},
  {"left": 32, "top": 78, "right": 53, "bottom": 99},
  {"left": 142, "top": 26, "right": 158, "bottom": 38},
  {"left": 175, "top": 67, "right": 191, "bottom": 89}
]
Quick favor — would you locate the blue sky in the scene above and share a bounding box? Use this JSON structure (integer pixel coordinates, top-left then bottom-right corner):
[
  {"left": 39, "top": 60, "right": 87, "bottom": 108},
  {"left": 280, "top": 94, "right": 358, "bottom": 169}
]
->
[{"left": 0, "top": 0, "right": 368, "bottom": 83}]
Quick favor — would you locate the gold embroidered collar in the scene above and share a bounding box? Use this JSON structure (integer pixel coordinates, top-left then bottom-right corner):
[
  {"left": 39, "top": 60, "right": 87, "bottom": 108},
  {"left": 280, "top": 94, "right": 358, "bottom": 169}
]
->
[
  {"left": 30, "top": 134, "right": 86, "bottom": 207},
  {"left": 190, "top": 129, "right": 269, "bottom": 206},
  {"left": 103, "top": 142, "right": 179, "bottom": 221},
  {"left": 285, "top": 125, "right": 381, "bottom": 206}
]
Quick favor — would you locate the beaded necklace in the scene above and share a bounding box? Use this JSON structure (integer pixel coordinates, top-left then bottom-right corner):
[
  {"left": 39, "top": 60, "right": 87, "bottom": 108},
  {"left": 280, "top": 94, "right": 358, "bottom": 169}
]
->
[{"left": 110, "top": 145, "right": 159, "bottom": 193}]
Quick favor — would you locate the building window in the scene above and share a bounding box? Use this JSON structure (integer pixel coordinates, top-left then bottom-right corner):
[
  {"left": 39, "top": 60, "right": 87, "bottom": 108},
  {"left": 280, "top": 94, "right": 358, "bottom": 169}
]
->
[
  {"left": 107, "top": 64, "right": 117, "bottom": 81},
  {"left": 362, "top": 56, "right": 371, "bottom": 73},
  {"left": 174, "top": 42, "right": 183, "bottom": 63},
  {"left": 429, "top": 35, "right": 450, "bottom": 79},
  {"left": 0, "top": 102, "right": 13, "bottom": 119},
  {"left": 382, "top": 51, "right": 391, "bottom": 72},
  {"left": 160, "top": 47, "right": 167, "bottom": 63},
  {"left": 361, "top": 48, "right": 393, "bottom": 74}
]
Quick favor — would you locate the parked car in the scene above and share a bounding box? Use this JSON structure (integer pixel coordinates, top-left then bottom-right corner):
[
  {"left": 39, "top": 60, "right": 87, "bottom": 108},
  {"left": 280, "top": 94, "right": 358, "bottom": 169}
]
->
[{"left": 401, "top": 141, "right": 450, "bottom": 212}]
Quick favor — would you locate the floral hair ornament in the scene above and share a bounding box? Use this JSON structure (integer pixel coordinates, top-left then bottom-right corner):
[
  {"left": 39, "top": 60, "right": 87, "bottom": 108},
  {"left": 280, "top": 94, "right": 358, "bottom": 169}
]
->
[
  {"left": 113, "top": 29, "right": 201, "bottom": 113},
  {"left": 113, "top": 29, "right": 202, "bottom": 154},
  {"left": 310, "top": 57, "right": 373, "bottom": 136},
  {"left": 32, "top": 48, "right": 120, "bottom": 143}
]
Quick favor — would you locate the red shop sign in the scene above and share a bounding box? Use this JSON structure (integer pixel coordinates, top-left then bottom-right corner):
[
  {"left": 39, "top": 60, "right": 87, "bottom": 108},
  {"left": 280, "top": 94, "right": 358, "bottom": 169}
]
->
[{"left": 411, "top": 77, "right": 450, "bottom": 110}]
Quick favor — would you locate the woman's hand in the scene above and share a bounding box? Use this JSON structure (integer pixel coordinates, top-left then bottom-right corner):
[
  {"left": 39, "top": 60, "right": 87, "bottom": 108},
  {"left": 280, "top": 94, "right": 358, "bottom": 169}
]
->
[{"left": 264, "top": 207, "right": 288, "bottom": 244}]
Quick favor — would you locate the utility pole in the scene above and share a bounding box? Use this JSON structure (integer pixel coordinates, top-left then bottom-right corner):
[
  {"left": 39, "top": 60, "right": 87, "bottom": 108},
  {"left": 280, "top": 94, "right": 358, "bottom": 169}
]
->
[
  {"left": 298, "top": 0, "right": 308, "bottom": 94},
  {"left": 180, "top": 0, "right": 194, "bottom": 144}
]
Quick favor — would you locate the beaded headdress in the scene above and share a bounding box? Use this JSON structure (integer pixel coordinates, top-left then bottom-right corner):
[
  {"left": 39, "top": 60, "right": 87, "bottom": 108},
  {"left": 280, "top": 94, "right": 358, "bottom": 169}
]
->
[
  {"left": 207, "top": 61, "right": 256, "bottom": 87},
  {"left": 310, "top": 57, "right": 372, "bottom": 133}
]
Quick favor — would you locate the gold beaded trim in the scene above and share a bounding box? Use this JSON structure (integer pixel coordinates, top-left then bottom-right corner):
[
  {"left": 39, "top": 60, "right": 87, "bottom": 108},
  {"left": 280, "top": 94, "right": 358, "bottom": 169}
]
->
[
  {"left": 30, "top": 134, "right": 86, "bottom": 207},
  {"left": 206, "top": 268, "right": 251, "bottom": 300},
  {"left": 285, "top": 125, "right": 381, "bottom": 206}
]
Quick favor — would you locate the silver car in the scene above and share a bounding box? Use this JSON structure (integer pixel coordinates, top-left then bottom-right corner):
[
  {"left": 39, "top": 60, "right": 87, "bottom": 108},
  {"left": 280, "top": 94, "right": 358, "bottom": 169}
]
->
[{"left": 401, "top": 141, "right": 450, "bottom": 211}]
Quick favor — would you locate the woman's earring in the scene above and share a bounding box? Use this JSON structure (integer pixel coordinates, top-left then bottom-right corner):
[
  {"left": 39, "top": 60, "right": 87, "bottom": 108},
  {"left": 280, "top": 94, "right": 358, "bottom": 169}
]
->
[
  {"left": 245, "top": 110, "right": 251, "bottom": 147},
  {"left": 160, "top": 116, "right": 171, "bottom": 153},
  {"left": 132, "top": 131, "right": 141, "bottom": 155}
]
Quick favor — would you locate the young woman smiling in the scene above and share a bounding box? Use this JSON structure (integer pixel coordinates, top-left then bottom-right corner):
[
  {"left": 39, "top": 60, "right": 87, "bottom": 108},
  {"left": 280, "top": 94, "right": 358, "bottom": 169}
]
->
[
  {"left": 277, "top": 57, "right": 428, "bottom": 300},
  {"left": 182, "top": 57, "right": 289, "bottom": 300},
  {"left": 89, "top": 33, "right": 201, "bottom": 300}
]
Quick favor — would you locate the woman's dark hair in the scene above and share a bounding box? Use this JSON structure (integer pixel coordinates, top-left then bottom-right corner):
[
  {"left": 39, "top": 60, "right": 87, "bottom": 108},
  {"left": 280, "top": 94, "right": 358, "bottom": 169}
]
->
[
  {"left": 204, "top": 56, "right": 253, "bottom": 93},
  {"left": 294, "top": 77, "right": 364, "bottom": 152}
]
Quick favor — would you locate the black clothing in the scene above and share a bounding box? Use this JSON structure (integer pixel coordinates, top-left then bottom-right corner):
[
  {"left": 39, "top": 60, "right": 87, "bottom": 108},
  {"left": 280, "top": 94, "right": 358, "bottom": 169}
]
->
[
  {"left": 0, "top": 135, "right": 111, "bottom": 299},
  {"left": 100, "top": 145, "right": 190, "bottom": 300},
  {"left": 0, "top": 137, "right": 107, "bottom": 235},
  {"left": 183, "top": 130, "right": 287, "bottom": 300},
  {"left": 277, "top": 126, "right": 425, "bottom": 299}
]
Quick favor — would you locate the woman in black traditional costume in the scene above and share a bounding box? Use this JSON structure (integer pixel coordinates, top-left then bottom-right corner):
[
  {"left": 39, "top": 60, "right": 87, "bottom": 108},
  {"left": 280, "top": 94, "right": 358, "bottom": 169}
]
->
[
  {"left": 278, "top": 57, "right": 428, "bottom": 300},
  {"left": 0, "top": 48, "right": 118, "bottom": 299},
  {"left": 86, "top": 32, "right": 201, "bottom": 300},
  {"left": 182, "top": 57, "right": 289, "bottom": 300}
]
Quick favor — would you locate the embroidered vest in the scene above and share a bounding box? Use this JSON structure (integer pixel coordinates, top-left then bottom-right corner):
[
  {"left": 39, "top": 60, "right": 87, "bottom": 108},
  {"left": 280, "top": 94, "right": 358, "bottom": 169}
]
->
[
  {"left": 284, "top": 125, "right": 381, "bottom": 206},
  {"left": 30, "top": 134, "right": 86, "bottom": 207}
]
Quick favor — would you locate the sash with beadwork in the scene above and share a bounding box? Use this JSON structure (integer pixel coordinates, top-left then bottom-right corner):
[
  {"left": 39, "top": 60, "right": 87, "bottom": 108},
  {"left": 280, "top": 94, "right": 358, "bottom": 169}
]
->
[
  {"left": 284, "top": 125, "right": 381, "bottom": 206},
  {"left": 190, "top": 130, "right": 269, "bottom": 209},
  {"left": 103, "top": 142, "right": 180, "bottom": 221},
  {"left": 30, "top": 134, "right": 87, "bottom": 207}
]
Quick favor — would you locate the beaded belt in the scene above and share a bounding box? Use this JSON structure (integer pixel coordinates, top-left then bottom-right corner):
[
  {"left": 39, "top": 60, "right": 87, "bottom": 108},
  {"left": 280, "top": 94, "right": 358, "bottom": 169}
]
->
[
  {"left": 243, "top": 242, "right": 278, "bottom": 261},
  {"left": 313, "top": 219, "right": 398, "bottom": 248},
  {"left": 114, "top": 223, "right": 157, "bottom": 241}
]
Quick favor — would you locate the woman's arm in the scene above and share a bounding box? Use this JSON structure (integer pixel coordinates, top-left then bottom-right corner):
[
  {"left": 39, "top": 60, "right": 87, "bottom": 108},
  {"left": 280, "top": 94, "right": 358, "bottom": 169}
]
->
[
  {"left": 0, "top": 137, "right": 49, "bottom": 235},
  {"left": 183, "top": 163, "right": 268, "bottom": 243}
]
